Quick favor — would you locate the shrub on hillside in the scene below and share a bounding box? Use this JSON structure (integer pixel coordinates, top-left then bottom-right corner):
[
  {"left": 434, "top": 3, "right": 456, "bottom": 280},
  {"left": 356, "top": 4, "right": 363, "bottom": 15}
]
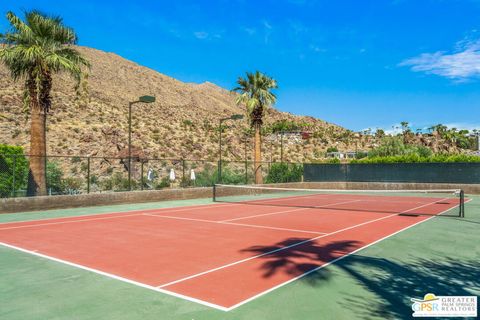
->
[{"left": 367, "top": 136, "right": 433, "bottom": 158}]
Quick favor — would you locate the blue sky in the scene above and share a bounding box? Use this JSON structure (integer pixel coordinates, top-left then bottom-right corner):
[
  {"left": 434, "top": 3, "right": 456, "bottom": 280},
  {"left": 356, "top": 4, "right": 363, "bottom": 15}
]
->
[{"left": 1, "top": 0, "right": 480, "bottom": 132}]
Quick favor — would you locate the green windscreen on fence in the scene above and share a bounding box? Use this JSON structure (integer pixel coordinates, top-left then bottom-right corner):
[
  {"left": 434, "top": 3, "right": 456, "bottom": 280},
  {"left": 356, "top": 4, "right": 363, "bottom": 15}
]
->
[{"left": 303, "top": 163, "right": 480, "bottom": 184}]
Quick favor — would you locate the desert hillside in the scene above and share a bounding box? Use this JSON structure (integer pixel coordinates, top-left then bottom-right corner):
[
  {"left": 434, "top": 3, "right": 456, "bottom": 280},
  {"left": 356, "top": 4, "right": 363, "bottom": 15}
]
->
[{"left": 0, "top": 46, "right": 360, "bottom": 163}]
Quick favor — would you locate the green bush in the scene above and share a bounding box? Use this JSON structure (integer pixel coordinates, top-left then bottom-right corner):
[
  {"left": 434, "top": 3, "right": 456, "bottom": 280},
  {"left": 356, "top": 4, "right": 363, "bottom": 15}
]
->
[
  {"left": 416, "top": 146, "right": 433, "bottom": 158},
  {"left": 351, "top": 154, "right": 480, "bottom": 164},
  {"left": 193, "top": 166, "right": 218, "bottom": 187},
  {"left": 155, "top": 176, "right": 171, "bottom": 189},
  {"left": 355, "top": 151, "right": 368, "bottom": 159},
  {"left": 182, "top": 119, "right": 193, "bottom": 127},
  {"left": 267, "top": 119, "right": 308, "bottom": 134},
  {"left": 62, "top": 177, "right": 83, "bottom": 194},
  {"left": 0, "top": 145, "right": 28, "bottom": 197},
  {"left": 368, "top": 136, "right": 432, "bottom": 157},
  {"left": 100, "top": 172, "right": 137, "bottom": 191},
  {"left": 265, "top": 163, "right": 303, "bottom": 183},
  {"left": 46, "top": 161, "right": 64, "bottom": 194},
  {"left": 326, "top": 147, "right": 338, "bottom": 153},
  {"left": 71, "top": 156, "right": 81, "bottom": 163},
  {"left": 221, "top": 166, "right": 246, "bottom": 185},
  {"left": 192, "top": 163, "right": 246, "bottom": 186},
  {"left": 326, "top": 158, "right": 341, "bottom": 164},
  {"left": 347, "top": 136, "right": 480, "bottom": 163}
]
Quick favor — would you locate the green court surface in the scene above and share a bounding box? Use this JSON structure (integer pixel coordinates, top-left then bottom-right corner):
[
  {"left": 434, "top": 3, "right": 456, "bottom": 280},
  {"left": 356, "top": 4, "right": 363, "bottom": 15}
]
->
[{"left": 1, "top": 195, "right": 479, "bottom": 320}]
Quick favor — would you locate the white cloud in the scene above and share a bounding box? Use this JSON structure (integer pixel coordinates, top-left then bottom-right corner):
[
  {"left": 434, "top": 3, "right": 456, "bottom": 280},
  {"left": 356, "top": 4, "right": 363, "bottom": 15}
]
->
[
  {"left": 192, "top": 31, "right": 223, "bottom": 40},
  {"left": 368, "top": 122, "right": 480, "bottom": 135},
  {"left": 443, "top": 123, "right": 480, "bottom": 132},
  {"left": 400, "top": 38, "right": 480, "bottom": 81},
  {"left": 310, "top": 44, "right": 326, "bottom": 53},
  {"left": 383, "top": 125, "right": 403, "bottom": 135},
  {"left": 263, "top": 20, "right": 272, "bottom": 30},
  {"left": 193, "top": 31, "right": 209, "bottom": 39},
  {"left": 364, "top": 124, "right": 405, "bottom": 135},
  {"left": 287, "top": 0, "right": 307, "bottom": 5},
  {"left": 288, "top": 20, "right": 308, "bottom": 35},
  {"left": 262, "top": 20, "right": 273, "bottom": 44},
  {"left": 242, "top": 27, "right": 256, "bottom": 35}
]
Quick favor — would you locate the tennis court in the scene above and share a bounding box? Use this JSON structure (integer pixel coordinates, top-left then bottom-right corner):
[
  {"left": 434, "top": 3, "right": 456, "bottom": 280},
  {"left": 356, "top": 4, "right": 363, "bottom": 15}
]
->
[{"left": 0, "top": 185, "right": 466, "bottom": 312}]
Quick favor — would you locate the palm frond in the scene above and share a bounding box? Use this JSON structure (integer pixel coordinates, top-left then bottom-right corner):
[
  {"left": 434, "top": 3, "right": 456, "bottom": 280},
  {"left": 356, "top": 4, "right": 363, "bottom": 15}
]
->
[
  {"left": 232, "top": 71, "right": 278, "bottom": 127},
  {"left": 0, "top": 10, "right": 90, "bottom": 110}
]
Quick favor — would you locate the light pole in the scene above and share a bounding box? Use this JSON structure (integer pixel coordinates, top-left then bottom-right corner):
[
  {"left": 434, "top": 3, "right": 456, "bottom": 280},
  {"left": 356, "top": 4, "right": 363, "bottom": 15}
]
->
[
  {"left": 218, "top": 114, "right": 244, "bottom": 183},
  {"left": 128, "top": 95, "right": 156, "bottom": 191}
]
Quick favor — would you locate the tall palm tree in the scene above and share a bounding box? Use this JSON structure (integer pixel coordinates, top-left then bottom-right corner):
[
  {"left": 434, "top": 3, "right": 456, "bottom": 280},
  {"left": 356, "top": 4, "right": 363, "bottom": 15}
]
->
[
  {"left": 233, "top": 71, "right": 277, "bottom": 184},
  {"left": 0, "top": 11, "right": 89, "bottom": 196}
]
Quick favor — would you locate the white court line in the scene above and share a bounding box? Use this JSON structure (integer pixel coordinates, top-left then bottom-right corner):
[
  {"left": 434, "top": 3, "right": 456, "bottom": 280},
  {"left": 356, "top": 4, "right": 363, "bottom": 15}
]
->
[
  {"left": 0, "top": 191, "right": 352, "bottom": 231},
  {"left": 0, "top": 201, "right": 285, "bottom": 231},
  {"left": 223, "top": 221, "right": 327, "bottom": 235},
  {"left": 220, "top": 207, "right": 311, "bottom": 222},
  {"left": 0, "top": 191, "right": 343, "bottom": 230},
  {"left": 0, "top": 197, "right": 464, "bottom": 312},
  {"left": 220, "top": 199, "right": 363, "bottom": 222},
  {"left": 0, "top": 205, "right": 221, "bottom": 228},
  {"left": 0, "top": 188, "right": 452, "bottom": 230},
  {"left": 0, "top": 213, "right": 142, "bottom": 231},
  {"left": 0, "top": 241, "right": 229, "bottom": 312},
  {"left": 142, "top": 213, "right": 327, "bottom": 235},
  {"left": 155, "top": 198, "right": 448, "bottom": 290},
  {"left": 224, "top": 200, "right": 463, "bottom": 311}
]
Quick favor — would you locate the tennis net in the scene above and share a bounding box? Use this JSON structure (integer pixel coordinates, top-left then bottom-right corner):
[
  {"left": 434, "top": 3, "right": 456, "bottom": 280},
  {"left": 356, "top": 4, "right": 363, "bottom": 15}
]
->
[{"left": 213, "top": 184, "right": 465, "bottom": 217}]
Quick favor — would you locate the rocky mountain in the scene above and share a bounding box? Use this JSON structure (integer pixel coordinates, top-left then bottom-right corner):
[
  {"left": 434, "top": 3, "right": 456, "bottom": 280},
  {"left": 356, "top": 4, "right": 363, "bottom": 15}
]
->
[{"left": 0, "top": 46, "right": 360, "bottom": 163}]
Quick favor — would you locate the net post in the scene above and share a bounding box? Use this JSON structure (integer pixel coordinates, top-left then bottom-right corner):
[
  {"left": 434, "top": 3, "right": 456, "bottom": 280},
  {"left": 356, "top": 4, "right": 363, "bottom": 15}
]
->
[
  {"left": 212, "top": 184, "right": 217, "bottom": 202},
  {"left": 459, "top": 189, "right": 465, "bottom": 218}
]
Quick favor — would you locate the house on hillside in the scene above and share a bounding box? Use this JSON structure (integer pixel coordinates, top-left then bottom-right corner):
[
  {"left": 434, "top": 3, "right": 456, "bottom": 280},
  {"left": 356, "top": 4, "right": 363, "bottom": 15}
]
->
[{"left": 326, "top": 151, "right": 359, "bottom": 159}]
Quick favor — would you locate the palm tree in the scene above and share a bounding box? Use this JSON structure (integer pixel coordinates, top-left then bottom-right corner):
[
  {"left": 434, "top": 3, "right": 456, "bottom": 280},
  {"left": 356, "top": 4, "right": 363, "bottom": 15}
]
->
[
  {"left": 375, "top": 128, "right": 385, "bottom": 139},
  {"left": 0, "top": 11, "right": 89, "bottom": 196},
  {"left": 233, "top": 71, "right": 277, "bottom": 184},
  {"left": 400, "top": 121, "right": 411, "bottom": 143}
]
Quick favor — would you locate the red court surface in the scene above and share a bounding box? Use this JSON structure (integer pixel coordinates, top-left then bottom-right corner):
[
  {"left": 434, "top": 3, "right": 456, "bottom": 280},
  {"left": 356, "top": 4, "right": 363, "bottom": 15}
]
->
[{"left": 0, "top": 193, "right": 461, "bottom": 311}]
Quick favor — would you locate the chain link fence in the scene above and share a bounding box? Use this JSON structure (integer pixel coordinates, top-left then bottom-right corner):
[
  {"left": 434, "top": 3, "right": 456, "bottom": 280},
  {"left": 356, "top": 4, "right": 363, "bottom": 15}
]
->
[
  {"left": 0, "top": 154, "right": 304, "bottom": 198},
  {"left": 304, "top": 163, "right": 480, "bottom": 184}
]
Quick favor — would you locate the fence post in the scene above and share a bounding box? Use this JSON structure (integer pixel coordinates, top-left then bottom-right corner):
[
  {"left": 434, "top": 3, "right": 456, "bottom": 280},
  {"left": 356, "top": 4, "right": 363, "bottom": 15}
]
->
[
  {"left": 280, "top": 131, "right": 284, "bottom": 163},
  {"left": 87, "top": 156, "right": 91, "bottom": 194},
  {"left": 286, "top": 162, "right": 290, "bottom": 183},
  {"left": 245, "top": 160, "right": 248, "bottom": 184},
  {"left": 12, "top": 155, "right": 16, "bottom": 198},
  {"left": 141, "top": 161, "right": 144, "bottom": 191},
  {"left": 182, "top": 159, "right": 186, "bottom": 183}
]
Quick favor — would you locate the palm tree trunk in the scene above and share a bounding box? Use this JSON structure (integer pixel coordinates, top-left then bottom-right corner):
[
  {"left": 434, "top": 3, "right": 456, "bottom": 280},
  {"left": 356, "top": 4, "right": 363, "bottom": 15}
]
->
[
  {"left": 254, "top": 123, "right": 263, "bottom": 184},
  {"left": 26, "top": 79, "right": 47, "bottom": 196}
]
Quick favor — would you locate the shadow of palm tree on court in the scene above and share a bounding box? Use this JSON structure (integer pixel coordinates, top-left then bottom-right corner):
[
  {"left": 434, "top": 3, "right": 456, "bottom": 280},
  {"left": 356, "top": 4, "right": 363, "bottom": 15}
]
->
[
  {"left": 242, "top": 238, "right": 360, "bottom": 285},
  {"left": 241, "top": 238, "right": 480, "bottom": 319}
]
